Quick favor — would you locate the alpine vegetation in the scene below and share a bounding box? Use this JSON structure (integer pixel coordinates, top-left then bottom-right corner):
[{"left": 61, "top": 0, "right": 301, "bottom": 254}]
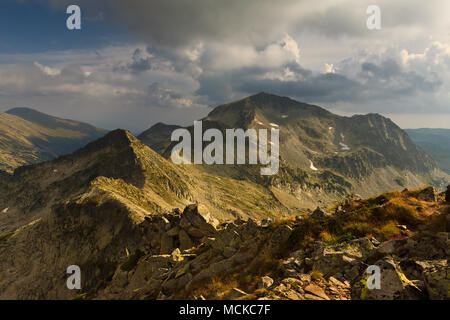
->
[{"left": 170, "top": 120, "right": 279, "bottom": 175}]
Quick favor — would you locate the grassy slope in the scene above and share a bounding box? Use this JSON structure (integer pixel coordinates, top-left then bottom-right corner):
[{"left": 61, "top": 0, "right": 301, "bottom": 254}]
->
[{"left": 0, "top": 109, "right": 106, "bottom": 172}]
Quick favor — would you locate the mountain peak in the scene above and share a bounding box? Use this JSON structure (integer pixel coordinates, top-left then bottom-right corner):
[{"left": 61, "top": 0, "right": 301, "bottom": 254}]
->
[
  {"left": 7, "top": 106, "right": 41, "bottom": 114},
  {"left": 77, "top": 129, "right": 137, "bottom": 154},
  {"left": 6, "top": 107, "right": 58, "bottom": 125},
  {"left": 205, "top": 92, "right": 333, "bottom": 127},
  {"left": 6, "top": 107, "right": 106, "bottom": 135}
]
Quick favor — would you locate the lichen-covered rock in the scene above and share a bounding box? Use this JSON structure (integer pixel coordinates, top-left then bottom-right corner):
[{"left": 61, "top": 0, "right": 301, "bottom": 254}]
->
[
  {"left": 312, "top": 237, "right": 375, "bottom": 282},
  {"left": 352, "top": 257, "right": 424, "bottom": 300},
  {"left": 417, "top": 260, "right": 449, "bottom": 300}
]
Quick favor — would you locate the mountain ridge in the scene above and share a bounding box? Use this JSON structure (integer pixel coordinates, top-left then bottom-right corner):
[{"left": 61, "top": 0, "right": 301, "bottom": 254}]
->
[
  {"left": 0, "top": 107, "right": 107, "bottom": 172},
  {"left": 138, "top": 93, "right": 448, "bottom": 205}
]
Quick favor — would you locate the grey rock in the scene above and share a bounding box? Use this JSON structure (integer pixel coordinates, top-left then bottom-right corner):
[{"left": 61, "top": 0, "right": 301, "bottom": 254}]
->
[{"left": 258, "top": 276, "right": 274, "bottom": 289}]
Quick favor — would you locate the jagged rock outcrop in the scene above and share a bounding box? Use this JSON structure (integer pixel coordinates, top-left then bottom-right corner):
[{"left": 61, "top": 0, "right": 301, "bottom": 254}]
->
[{"left": 416, "top": 186, "right": 438, "bottom": 202}]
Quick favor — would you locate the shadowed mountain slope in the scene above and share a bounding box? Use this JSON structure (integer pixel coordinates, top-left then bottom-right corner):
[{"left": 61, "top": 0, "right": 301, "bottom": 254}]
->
[
  {"left": 406, "top": 128, "right": 450, "bottom": 174},
  {"left": 0, "top": 107, "right": 107, "bottom": 172}
]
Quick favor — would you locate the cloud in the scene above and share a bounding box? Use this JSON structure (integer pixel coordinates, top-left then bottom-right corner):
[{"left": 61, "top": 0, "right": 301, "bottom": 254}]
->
[
  {"left": 0, "top": 45, "right": 210, "bottom": 132},
  {"left": 4, "top": 0, "right": 450, "bottom": 129}
]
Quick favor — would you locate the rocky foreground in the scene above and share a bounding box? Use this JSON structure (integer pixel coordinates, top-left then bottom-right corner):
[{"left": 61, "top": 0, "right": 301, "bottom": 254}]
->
[
  {"left": 92, "top": 186, "right": 449, "bottom": 300},
  {"left": 1, "top": 180, "right": 448, "bottom": 300}
]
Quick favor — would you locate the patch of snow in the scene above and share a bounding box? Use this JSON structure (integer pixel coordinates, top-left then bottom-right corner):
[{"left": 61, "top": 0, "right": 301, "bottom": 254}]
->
[
  {"left": 309, "top": 160, "right": 318, "bottom": 171},
  {"left": 281, "top": 115, "right": 288, "bottom": 118},
  {"left": 53, "top": 169, "right": 58, "bottom": 173},
  {"left": 328, "top": 126, "right": 333, "bottom": 130},
  {"left": 339, "top": 142, "right": 350, "bottom": 150},
  {"left": 1, "top": 208, "right": 8, "bottom": 214},
  {"left": 269, "top": 123, "right": 279, "bottom": 128},
  {"left": 340, "top": 133, "right": 345, "bottom": 139},
  {"left": 254, "top": 118, "right": 265, "bottom": 125}
]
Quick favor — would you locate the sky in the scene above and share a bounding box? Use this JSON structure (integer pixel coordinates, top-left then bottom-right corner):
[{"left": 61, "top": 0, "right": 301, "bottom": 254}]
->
[{"left": 1, "top": 0, "right": 450, "bottom": 132}]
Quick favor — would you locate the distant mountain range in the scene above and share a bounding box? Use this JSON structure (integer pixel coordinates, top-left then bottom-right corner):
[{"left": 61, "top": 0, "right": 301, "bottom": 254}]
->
[
  {"left": 0, "top": 107, "right": 107, "bottom": 172},
  {"left": 139, "top": 93, "right": 449, "bottom": 207},
  {"left": 406, "top": 128, "right": 450, "bottom": 174}
]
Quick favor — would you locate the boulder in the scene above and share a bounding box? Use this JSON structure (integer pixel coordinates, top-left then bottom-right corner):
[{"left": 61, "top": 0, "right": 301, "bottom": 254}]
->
[
  {"left": 376, "top": 239, "right": 400, "bottom": 255},
  {"left": 160, "top": 233, "right": 174, "bottom": 254},
  {"left": 258, "top": 276, "right": 274, "bottom": 289},
  {"left": 312, "top": 238, "right": 375, "bottom": 282},
  {"left": 304, "top": 284, "right": 330, "bottom": 300},
  {"left": 179, "top": 229, "right": 194, "bottom": 251},
  {"left": 352, "top": 257, "right": 424, "bottom": 300},
  {"left": 166, "top": 226, "right": 180, "bottom": 237},
  {"left": 170, "top": 248, "right": 184, "bottom": 263},
  {"left": 416, "top": 186, "right": 437, "bottom": 202},
  {"left": 265, "top": 225, "right": 292, "bottom": 253},
  {"left": 416, "top": 260, "right": 449, "bottom": 300},
  {"left": 198, "top": 205, "right": 220, "bottom": 228},
  {"left": 311, "top": 207, "right": 327, "bottom": 218},
  {"left": 180, "top": 204, "right": 217, "bottom": 236}
]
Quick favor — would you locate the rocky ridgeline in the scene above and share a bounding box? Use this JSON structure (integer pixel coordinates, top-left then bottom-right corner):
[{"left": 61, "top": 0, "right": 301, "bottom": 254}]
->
[{"left": 97, "top": 193, "right": 449, "bottom": 300}]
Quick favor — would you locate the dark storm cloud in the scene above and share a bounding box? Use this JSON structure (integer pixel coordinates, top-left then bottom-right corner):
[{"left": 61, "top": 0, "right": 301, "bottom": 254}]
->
[
  {"left": 359, "top": 60, "right": 442, "bottom": 95},
  {"left": 194, "top": 55, "right": 443, "bottom": 108},
  {"left": 127, "top": 48, "right": 153, "bottom": 74},
  {"left": 5, "top": 0, "right": 450, "bottom": 130},
  {"left": 197, "top": 70, "right": 361, "bottom": 104}
]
